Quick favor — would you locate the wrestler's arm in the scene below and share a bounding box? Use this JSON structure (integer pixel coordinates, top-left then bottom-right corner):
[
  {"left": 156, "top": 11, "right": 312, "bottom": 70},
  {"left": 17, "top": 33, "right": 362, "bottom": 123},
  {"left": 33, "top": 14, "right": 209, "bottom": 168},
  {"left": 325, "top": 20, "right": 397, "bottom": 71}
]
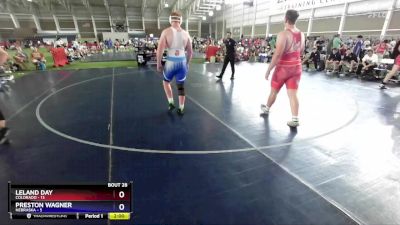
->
[
  {"left": 185, "top": 32, "right": 193, "bottom": 64},
  {"left": 157, "top": 29, "right": 168, "bottom": 70},
  {"left": 266, "top": 31, "right": 286, "bottom": 75}
]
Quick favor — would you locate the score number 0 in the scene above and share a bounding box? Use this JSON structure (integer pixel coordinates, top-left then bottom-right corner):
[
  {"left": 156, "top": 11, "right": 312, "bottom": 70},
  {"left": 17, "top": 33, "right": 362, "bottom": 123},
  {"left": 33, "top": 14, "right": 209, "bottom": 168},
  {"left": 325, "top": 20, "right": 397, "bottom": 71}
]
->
[{"left": 118, "top": 191, "right": 125, "bottom": 211}]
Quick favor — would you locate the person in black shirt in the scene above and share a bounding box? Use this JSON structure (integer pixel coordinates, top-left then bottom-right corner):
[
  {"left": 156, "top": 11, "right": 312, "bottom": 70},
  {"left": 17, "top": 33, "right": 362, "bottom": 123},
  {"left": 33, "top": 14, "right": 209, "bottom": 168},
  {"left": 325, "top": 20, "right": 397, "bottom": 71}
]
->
[
  {"left": 217, "top": 32, "right": 236, "bottom": 80},
  {"left": 325, "top": 48, "right": 341, "bottom": 73},
  {"left": 315, "top": 37, "right": 324, "bottom": 52},
  {"left": 339, "top": 49, "right": 358, "bottom": 74},
  {"left": 303, "top": 47, "right": 320, "bottom": 71}
]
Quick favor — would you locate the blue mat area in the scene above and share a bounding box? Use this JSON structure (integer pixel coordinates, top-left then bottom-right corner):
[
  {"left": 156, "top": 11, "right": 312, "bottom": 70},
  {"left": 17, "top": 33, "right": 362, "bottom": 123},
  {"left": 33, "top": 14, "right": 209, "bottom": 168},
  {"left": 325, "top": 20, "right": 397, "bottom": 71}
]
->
[{"left": 1, "top": 63, "right": 399, "bottom": 224}]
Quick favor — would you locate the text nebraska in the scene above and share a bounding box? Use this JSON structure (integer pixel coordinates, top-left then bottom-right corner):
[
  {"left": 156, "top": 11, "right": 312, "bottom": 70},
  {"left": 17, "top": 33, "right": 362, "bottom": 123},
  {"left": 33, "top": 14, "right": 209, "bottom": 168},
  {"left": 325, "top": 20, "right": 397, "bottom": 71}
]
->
[{"left": 15, "top": 202, "right": 73, "bottom": 208}]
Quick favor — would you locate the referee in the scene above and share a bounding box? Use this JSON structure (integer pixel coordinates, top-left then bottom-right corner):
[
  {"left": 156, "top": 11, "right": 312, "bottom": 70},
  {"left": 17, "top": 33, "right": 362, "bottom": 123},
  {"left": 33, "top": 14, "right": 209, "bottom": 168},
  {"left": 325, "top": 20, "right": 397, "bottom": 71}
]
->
[{"left": 217, "top": 32, "right": 236, "bottom": 80}]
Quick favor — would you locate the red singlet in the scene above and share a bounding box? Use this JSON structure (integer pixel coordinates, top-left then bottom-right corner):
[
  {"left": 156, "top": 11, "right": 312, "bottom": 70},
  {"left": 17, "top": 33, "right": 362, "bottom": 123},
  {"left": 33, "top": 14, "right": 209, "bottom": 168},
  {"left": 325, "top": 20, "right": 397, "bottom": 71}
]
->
[{"left": 271, "top": 29, "right": 302, "bottom": 91}]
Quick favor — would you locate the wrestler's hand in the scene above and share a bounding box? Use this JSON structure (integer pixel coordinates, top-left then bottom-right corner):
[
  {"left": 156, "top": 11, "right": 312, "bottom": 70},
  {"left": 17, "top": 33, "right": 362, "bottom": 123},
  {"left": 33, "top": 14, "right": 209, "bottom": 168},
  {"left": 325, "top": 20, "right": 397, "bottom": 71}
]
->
[{"left": 265, "top": 70, "right": 271, "bottom": 80}]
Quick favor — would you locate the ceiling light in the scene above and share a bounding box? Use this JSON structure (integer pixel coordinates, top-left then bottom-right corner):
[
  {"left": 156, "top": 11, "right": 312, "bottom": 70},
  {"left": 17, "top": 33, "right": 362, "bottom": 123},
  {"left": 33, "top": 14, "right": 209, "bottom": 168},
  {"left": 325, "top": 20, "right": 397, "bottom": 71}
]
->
[
  {"left": 216, "top": 5, "right": 221, "bottom": 11},
  {"left": 27, "top": 0, "right": 32, "bottom": 2},
  {"left": 164, "top": 3, "right": 169, "bottom": 8},
  {"left": 208, "top": 11, "right": 213, "bottom": 16},
  {"left": 202, "top": 16, "right": 206, "bottom": 20}
]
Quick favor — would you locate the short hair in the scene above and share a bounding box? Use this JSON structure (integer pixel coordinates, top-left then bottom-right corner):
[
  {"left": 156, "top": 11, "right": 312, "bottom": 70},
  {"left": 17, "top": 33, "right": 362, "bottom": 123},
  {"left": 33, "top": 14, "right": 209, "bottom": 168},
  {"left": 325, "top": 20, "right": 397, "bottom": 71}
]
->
[
  {"left": 285, "top": 10, "right": 299, "bottom": 25},
  {"left": 227, "top": 31, "right": 231, "bottom": 35},
  {"left": 170, "top": 11, "right": 182, "bottom": 17},
  {"left": 357, "top": 35, "right": 363, "bottom": 38},
  {"left": 332, "top": 48, "right": 338, "bottom": 51},
  {"left": 367, "top": 49, "right": 373, "bottom": 52}
]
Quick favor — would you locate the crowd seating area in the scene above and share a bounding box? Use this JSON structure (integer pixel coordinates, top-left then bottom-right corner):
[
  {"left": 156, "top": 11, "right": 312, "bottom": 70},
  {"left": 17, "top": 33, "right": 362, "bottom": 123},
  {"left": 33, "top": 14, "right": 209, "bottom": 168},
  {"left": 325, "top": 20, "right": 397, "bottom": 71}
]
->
[
  {"left": 1, "top": 35, "right": 399, "bottom": 85},
  {"left": 201, "top": 35, "right": 400, "bottom": 85},
  {"left": 0, "top": 38, "right": 160, "bottom": 73}
]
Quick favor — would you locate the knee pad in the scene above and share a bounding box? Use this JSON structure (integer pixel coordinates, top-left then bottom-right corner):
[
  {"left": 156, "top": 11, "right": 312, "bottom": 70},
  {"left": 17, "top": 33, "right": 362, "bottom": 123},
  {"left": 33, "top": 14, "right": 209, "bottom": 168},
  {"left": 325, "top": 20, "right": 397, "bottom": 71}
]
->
[{"left": 177, "top": 83, "right": 185, "bottom": 96}]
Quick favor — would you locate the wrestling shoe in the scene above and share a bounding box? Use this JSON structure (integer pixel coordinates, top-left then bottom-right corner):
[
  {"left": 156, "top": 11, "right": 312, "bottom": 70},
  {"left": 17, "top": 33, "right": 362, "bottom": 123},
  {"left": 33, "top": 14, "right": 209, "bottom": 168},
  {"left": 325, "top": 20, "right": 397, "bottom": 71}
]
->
[
  {"left": 168, "top": 102, "right": 176, "bottom": 111},
  {"left": 177, "top": 108, "right": 184, "bottom": 115},
  {"left": 379, "top": 83, "right": 387, "bottom": 89},
  {"left": 260, "top": 104, "right": 269, "bottom": 115},
  {"left": 287, "top": 120, "right": 299, "bottom": 128}
]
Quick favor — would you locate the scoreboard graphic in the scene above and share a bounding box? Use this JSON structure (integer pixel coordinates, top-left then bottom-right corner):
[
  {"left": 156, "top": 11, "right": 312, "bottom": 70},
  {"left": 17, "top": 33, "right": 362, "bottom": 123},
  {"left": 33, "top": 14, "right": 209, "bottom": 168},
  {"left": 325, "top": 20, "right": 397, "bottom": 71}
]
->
[{"left": 8, "top": 182, "right": 132, "bottom": 220}]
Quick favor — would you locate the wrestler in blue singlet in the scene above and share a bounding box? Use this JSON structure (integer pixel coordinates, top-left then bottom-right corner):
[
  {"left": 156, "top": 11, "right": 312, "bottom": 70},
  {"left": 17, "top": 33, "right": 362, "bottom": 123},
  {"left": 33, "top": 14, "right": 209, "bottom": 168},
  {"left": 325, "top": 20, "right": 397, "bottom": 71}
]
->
[{"left": 163, "top": 27, "right": 188, "bottom": 84}]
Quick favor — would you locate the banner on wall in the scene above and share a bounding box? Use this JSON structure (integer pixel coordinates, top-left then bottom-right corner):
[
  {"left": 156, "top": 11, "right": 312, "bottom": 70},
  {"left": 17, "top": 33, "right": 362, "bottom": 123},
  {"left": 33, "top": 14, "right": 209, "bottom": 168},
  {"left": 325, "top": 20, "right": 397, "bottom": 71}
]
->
[{"left": 271, "top": 0, "right": 362, "bottom": 14}]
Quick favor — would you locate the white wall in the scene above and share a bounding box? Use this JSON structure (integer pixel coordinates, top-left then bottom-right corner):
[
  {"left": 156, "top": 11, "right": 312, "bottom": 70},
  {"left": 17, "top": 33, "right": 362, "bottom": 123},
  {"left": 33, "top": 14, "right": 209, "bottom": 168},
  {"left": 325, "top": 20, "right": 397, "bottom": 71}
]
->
[
  {"left": 220, "top": 0, "right": 399, "bottom": 38},
  {"left": 102, "top": 32, "right": 129, "bottom": 42}
]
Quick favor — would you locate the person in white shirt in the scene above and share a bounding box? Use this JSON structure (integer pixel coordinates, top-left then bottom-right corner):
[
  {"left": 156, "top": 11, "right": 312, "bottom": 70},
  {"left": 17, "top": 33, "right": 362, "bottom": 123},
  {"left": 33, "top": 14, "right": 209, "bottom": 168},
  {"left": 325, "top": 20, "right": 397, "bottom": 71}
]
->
[
  {"left": 363, "top": 38, "right": 371, "bottom": 49},
  {"left": 356, "top": 49, "right": 378, "bottom": 76},
  {"left": 72, "top": 40, "right": 79, "bottom": 50},
  {"left": 390, "top": 39, "right": 397, "bottom": 52},
  {"left": 54, "top": 38, "right": 64, "bottom": 48}
]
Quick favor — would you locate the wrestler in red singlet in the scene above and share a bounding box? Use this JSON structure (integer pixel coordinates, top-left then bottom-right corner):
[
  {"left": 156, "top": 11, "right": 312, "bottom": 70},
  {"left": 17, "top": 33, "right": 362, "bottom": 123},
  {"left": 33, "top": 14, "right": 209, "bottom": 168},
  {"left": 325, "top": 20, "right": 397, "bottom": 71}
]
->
[
  {"left": 396, "top": 55, "right": 400, "bottom": 66},
  {"left": 380, "top": 40, "right": 400, "bottom": 89},
  {"left": 261, "top": 9, "right": 304, "bottom": 128},
  {"left": 271, "top": 29, "right": 302, "bottom": 91}
]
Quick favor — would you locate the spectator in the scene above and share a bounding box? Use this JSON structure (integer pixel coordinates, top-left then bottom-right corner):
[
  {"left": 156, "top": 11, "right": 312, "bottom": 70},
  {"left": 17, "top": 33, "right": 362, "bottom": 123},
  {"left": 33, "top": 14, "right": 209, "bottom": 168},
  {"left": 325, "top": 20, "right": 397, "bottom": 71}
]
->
[
  {"left": 324, "top": 37, "right": 331, "bottom": 54},
  {"left": 356, "top": 49, "right": 378, "bottom": 76},
  {"left": 54, "top": 37, "right": 63, "bottom": 48},
  {"left": 216, "top": 48, "right": 224, "bottom": 63},
  {"left": 115, "top": 39, "right": 120, "bottom": 52},
  {"left": 333, "top": 34, "right": 342, "bottom": 50},
  {"left": 269, "top": 37, "right": 276, "bottom": 50},
  {"left": 353, "top": 35, "right": 363, "bottom": 60},
  {"left": 339, "top": 44, "right": 347, "bottom": 56},
  {"left": 346, "top": 36, "right": 354, "bottom": 48},
  {"left": 303, "top": 47, "right": 320, "bottom": 71},
  {"left": 265, "top": 46, "right": 273, "bottom": 63},
  {"left": 339, "top": 49, "right": 358, "bottom": 74},
  {"left": 390, "top": 38, "right": 397, "bottom": 51},
  {"left": 314, "top": 36, "right": 324, "bottom": 52},
  {"left": 30, "top": 47, "right": 46, "bottom": 70},
  {"left": 305, "top": 37, "right": 314, "bottom": 53},
  {"left": 363, "top": 38, "right": 371, "bottom": 49},
  {"left": 374, "top": 40, "right": 389, "bottom": 61},
  {"left": 13, "top": 46, "right": 28, "bottom": 70},
  {"left": 325, "top": 48, "right": 341, "bottom": 73},
  {"left": 108, "top": 38, "right": 113, "bottom": 49}
]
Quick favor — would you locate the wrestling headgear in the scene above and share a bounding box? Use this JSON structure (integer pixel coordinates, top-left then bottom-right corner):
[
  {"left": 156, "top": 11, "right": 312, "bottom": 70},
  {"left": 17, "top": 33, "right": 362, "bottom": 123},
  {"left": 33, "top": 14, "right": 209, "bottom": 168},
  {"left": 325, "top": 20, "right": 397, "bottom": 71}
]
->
[{"left": 169, "top": 15, "right": 182, "bottom": 25}]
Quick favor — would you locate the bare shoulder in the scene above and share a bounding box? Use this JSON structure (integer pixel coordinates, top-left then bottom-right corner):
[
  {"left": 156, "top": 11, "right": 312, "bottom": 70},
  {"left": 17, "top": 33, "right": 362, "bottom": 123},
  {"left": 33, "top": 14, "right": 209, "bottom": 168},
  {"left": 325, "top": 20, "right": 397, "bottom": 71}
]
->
[
  {"left": 161, "top": 27, "right": 171, "bottom": 36},
  {"left": 278, "top": 31, "right": 289, "bottom": 39},
  {"left": 183, "top": 29, "right": 191, "bottom": 38}
]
